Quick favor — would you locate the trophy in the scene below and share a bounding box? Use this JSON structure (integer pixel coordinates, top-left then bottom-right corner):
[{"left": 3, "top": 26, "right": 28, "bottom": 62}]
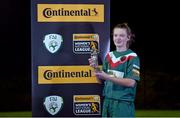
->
[{"left": 90, "top": 46, "right": 100, "bottom": 72}]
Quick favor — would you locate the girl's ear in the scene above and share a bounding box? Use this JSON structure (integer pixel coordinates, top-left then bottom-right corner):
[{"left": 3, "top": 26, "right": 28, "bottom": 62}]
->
[{"left": 127, "top": 36, "right": 130, "bottom": 41}]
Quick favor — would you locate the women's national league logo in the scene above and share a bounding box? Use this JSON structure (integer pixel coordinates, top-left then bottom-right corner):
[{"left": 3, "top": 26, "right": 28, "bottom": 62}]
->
[
  {"left": 43, "top": 34, "right": 63, "bottom": 53},
  {"left": 44, "top": 95, "right": 64, "bottom": 115}
]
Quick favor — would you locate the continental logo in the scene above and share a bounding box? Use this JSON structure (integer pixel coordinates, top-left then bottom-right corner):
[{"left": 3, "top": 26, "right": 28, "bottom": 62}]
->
[
  {"left": 74, "top": 95, "right": 100, "bottom": 102},
  {"left": 37, "top": 4, "right": 104, "bottom": 22},
  {"left": 73, "top": 34, "right": 99, "bottom": 40},
  {"left": 38, "top": 66, "right": 101, "bottom": 84}
]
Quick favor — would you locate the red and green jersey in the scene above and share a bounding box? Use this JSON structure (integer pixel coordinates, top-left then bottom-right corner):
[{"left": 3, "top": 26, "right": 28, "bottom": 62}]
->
[{"left": 102, "top": 49, "right": 140, "bottom": 101}]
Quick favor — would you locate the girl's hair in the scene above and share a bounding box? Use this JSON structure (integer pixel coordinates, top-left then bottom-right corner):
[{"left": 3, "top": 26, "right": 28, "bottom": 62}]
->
[{"left": 113, "top": 23, "right": 135, "bottom": 48}]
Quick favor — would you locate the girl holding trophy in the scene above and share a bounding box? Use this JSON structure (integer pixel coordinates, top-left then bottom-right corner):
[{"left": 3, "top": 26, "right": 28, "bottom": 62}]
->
[{"left": 89, "top": 23, "right": 140, "bottom": 117}]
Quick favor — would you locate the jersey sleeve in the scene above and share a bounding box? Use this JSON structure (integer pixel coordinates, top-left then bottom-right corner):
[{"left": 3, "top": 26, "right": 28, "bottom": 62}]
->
[{"left": 126, "top": 56, "right": 140, "bottom": 81}]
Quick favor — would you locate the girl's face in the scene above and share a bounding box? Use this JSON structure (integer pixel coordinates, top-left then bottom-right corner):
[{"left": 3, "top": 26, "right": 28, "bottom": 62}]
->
[{"left": 113, "top": 28, "right": 130, "bottom": 48}]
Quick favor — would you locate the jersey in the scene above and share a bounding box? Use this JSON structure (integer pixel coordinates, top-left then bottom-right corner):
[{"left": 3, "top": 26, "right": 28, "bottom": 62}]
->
[{"left": 102, "top": 49, "right": 140, "bottom": 101}]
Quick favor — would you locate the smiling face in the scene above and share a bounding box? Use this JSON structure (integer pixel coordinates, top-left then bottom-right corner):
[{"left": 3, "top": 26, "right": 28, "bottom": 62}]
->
[{"left": 113, "top": 28, "right": 130, "bottom": 50}]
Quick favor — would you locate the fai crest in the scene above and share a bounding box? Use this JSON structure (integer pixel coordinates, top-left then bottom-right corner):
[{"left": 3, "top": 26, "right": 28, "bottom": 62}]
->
[
  {"left": 43, "top": 34, "right": 63, "bottom": 53},
  {"left": 44, "top": 95, "right": 63, "bottom": 115}
]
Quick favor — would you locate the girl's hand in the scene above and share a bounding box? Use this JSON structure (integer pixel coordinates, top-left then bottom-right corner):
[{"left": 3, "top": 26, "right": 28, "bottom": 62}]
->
[{"left": 94, "top": 71, "right": 110, "bottom": 80}]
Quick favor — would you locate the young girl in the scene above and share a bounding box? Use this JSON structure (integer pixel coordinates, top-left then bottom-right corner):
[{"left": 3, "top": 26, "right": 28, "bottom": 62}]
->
[{"left": 89, "top": 23, "right": 140, "bottom": 117}]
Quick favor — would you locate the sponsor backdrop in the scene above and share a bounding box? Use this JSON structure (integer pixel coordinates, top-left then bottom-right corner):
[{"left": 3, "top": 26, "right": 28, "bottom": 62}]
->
[{"left": 31, "top": 0, "right": 110, "bottom": 117}]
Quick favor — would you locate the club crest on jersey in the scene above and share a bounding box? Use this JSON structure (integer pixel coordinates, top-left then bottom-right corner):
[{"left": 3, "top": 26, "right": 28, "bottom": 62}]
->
[
  {"left": 120, "top": 56, "right": 126, "bottom": 62},
  {"left": 44, "top": 95, "right": 63, "bottom": 115},
  {"left": 43, "top": 34, "right": 63, "bottom": 53}
]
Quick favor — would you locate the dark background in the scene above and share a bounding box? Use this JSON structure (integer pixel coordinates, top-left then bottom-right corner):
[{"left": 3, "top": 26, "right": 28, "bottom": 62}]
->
[{"left": 1, "top": 0, "right": 180, "bottom": 111}]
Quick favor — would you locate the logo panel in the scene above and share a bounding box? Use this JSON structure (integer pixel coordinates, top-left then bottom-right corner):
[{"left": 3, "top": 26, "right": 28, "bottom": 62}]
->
[
  {"left": 44, "top": 95, "right": 63, "bottom": 115},
  {"left": 37, "top": 4, "right": 104, "bottom": 22},
  {"left": 73, "top": 95, "right": 101, "bottom": 115},
  {"left": 43, "top": 34, "right": 63, "bottom": 53},
  {"left": 73, "top": 34, "right": 99, "bottom": 54},
  {"left": 38, "top": 66, "right": 102, "bottom": 84}
]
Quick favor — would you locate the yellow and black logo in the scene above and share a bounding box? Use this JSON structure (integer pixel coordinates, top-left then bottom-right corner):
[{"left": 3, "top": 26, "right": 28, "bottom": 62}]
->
[
  {"left": 73, "top": 95, "right": 101, "bottom": 115},
  {"left": 37, "top": 4, "right": 104, "bottom": 22},
  {"left": 38, "top": 66, "right": 101, "bottom": 84},
  {"left": 73, "top": 34, "right": 99, "bottom": 54}
]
